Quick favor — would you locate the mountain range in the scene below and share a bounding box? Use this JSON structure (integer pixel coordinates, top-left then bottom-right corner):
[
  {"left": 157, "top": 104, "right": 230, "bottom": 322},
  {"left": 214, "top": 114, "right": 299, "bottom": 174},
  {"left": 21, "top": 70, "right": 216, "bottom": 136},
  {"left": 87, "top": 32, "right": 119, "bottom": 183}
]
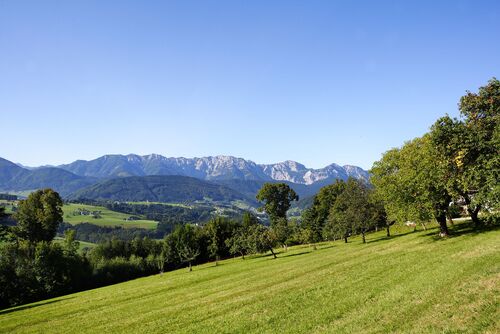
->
[
  {"left": 0, "top": 154, "right": 369, "bottom": 203},
  {"left": 58, "top": 154, "right": 369, "bottom": 185}
]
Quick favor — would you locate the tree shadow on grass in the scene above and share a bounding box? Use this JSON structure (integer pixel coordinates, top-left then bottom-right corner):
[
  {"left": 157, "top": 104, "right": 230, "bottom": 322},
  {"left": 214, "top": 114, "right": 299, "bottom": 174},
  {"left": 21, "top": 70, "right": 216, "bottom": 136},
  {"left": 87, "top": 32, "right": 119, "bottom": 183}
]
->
[
  {"left": 418, "top": 221, "right": 500, "bottom": 241},
  {"left": 0, "top": 296, "right": 75, "bottom": 315},
  {"left": 278, "top": 251, "right": 311, "bottom": 258},
  {"left": 366, "top": 230, "right": 416, "bottom": 244}
]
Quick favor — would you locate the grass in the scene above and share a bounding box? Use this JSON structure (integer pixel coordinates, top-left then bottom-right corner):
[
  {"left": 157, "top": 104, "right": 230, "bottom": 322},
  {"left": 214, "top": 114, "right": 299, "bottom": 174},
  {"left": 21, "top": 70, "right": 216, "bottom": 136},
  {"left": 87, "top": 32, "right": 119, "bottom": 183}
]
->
[
  {"left": 127, "top": 201, "right": 192, "bottom": 208},
  {"left": 0, "top": 200, "right": 17, "bottom": 214},
  {"left": 0, "top": 221, "right": 498, "bottom": 334},
  {"left": 63, "top": 203, "right": 158, "bottom": 230}
]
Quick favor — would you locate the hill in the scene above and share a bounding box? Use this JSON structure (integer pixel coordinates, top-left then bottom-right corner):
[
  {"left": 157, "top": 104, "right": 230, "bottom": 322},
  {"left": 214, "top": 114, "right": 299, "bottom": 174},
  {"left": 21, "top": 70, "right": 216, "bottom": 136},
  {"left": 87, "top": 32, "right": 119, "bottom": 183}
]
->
[
  {"left": 1, "top": 155, "right": 369, "bottom": 202},
  {"left": 1, "top": 221, "right": 498, "bottom": 333},
  {"left": 0, "top": 158, "right": 95, "bottom": 196},
  {"left": 68, "top": 175, "right": 253, "bottom": 204}
]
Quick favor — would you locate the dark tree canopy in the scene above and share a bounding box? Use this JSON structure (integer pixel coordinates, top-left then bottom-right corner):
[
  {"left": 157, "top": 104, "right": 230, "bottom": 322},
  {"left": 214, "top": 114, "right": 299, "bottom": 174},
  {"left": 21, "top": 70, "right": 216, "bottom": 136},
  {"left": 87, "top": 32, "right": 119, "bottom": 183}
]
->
[
  {"left": 256, "top": 183, "right": 299, "bottom": 224},
  {"left": 302, "top": 180, "right": 347, "bottom": 243},
  {"left": 14, "top": 189, "right": 63, "bottom": 244}
]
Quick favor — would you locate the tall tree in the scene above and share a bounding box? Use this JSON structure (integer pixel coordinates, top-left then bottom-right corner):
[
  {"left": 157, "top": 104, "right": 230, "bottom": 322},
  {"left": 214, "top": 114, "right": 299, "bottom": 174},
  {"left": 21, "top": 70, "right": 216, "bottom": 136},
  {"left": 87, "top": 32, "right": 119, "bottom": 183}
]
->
[
  {"left": 205, "top": 216, "right": 237, "bottom": 265},
  {"left": 13, "top": 189, "right": 63, "bottom": 246},
  {"left": 171, "top": 224, "right": 200, "bottom": 272},
  {"left": 302, "top": 180, "right": 346, "bottom": 244},
  {"left": 256, "top": 183, "right": 299, "bottom": 224},
  {"left": 371, "top": 136, "right": 452, "bottom": 236},
  {"left": 458, "top": 78, "right": 499, "bottom": 217},
  {"left": 326, "top": 178, "right": 373, "bottom": 243}
]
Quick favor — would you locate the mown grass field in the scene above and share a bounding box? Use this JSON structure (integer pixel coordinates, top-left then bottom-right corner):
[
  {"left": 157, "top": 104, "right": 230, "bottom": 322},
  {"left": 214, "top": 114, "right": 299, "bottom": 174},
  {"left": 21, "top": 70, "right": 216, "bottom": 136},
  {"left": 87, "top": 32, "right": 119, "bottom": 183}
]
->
[
  {"left": 1, "top": 221, "right": 498, "bottom": 334},
  {"left": 63, "top": 203, "right": 158, "bottom": 230}
]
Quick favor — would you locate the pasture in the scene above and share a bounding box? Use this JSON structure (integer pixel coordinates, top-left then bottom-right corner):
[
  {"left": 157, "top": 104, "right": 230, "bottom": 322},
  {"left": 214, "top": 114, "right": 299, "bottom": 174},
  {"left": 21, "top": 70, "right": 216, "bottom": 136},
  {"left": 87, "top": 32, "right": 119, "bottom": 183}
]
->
[
  {"left": 63, "top": 203, "right": 158, "bottom": 230},
  {"left": 0, "top": 221, "right": 498, "bottom": 333}
]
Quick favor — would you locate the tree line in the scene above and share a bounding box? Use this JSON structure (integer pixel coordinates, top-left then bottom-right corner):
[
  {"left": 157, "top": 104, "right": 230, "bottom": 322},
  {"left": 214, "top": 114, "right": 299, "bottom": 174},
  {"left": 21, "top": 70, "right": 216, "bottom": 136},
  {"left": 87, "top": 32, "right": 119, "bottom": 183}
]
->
[
  {"left": 0, "top": 178, "right": 386, "bottom": 308},
  {"left": 371, "top": 78, "right": 499, "bottom": 236},
  {"left": 0, "top": 185, "right": 286, "bottom": 308}
]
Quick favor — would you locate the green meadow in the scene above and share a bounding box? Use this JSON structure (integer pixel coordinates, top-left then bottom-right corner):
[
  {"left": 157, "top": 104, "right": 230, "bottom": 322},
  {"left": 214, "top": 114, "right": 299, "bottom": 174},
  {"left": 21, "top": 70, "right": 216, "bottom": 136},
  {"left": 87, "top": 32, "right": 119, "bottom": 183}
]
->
[
  {"left": 0, "top": 200, "right": 16, "bottom": 214},
  {"left": 1, "top": 220, "right": 498, "bottom": 334},
  {"left": 62, "top": 203, "right": 158, "bottom": 230}
]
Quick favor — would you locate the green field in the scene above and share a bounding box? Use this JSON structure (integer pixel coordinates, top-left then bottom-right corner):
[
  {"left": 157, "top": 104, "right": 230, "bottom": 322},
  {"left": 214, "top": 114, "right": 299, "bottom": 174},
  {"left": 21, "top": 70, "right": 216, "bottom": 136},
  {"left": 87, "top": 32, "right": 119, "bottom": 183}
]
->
[
  {"left": 63, "top": 203, "right": 158, "bottom": 230},
  {"left": 0, "top": 221, "right": 498, "bottom": 334},
  {"left": 0, "top": 200, "right": 16, "bottom": 214},
  {"left": 128, "top": 201, "right": 192, "bottom": 208}
]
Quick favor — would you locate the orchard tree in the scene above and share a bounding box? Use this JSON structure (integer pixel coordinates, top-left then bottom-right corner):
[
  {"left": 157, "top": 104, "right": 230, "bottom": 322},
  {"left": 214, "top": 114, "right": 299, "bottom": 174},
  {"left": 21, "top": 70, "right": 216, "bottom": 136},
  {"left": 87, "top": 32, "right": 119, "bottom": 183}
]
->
[
  {"left": 302, "top": 180, "right": 346, "bottom": 244},
  {"left": 205, "top": 216, "right": 237, "bottom": 265},
  {"left": 225, "top": 212, "right": 259, "bottom": 259},
  {"left": 256, "top": 183, "right": 298, "bottom": 252},
  {"left": 326, "top": 178, "right": 373, "bottom": 243},
  {"left": 256, "top": 183, "right": 298, "bottom": 224},
  {"left": 431, "top": 78, "right": 499, "bottom": 226},
  {"left": 459, "top": 78, "right": 499, "bottom": 211},
  {"left": 171, "top": 224, "right": 200, "bottom": 272},
  {"left": 371, "top": 136, "right": 452, "bottom": 236},
  {"left": 13, "top": 189, "right": 63, "bottom": 246},
  {"left": 251, "top": 225, "right": 278, "bottom": 259},
  {"left": 368, "top": 192, "right": 391, "bottom": 237}
]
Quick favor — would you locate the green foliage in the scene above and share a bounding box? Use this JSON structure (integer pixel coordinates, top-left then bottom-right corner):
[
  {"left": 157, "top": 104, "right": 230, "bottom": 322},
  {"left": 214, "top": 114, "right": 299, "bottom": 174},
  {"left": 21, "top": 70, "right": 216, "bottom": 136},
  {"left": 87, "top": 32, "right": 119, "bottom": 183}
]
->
[
  {"left": 371, "top": 78, "right": 499, "bottom": 235},
  {"left": 301, "top": 180, "right": 346, "bottom": 243},
  {"left": 70, "top": 175, "right": 248, "bottom": 203},
  {"left": 14, "top": 189, "right": 63, "bottom": 244},
  {"left": 326, "top": 178, "right": 374, "bottom": 243},
  {"left": 256, "top": 183, "right": 299, "bottom": 224},
  {"left": 205, "top": 217, "right": 238, "bottom": 263},
  {"left": 371, "top": 136, "right": 452, "bottom": 235},
  {"left": 430, "top": 78, "right": 500, "bottom": 223},
  {"left": 169, "top": 224, "right": 201, "bottom": 271}
]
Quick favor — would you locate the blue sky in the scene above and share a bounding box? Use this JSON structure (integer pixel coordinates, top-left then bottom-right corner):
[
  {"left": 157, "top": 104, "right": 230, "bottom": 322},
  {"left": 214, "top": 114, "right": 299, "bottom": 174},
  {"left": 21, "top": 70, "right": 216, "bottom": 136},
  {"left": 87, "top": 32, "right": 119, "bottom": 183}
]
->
[{"left": 1, "top": 1, "right": 499, "bottom": 169}]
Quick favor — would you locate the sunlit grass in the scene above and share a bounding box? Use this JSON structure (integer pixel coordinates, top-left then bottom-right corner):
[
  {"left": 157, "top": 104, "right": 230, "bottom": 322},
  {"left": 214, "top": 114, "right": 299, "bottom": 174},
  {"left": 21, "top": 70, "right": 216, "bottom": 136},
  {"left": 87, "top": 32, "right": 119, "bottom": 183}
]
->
[
  {"left": 63, "top": 203, "right": 158, "bottom": 229},
  {"left": 0, "top": 221, "right": 498, "bottom": 333}
]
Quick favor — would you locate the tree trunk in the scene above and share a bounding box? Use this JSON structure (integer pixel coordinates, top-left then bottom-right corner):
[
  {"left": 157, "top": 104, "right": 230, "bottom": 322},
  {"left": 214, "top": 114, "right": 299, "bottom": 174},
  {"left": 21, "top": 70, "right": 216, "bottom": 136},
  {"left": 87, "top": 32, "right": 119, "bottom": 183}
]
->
[
  {"left": 470, "top": 206, "right": 482, "bottom": 227},
  {"left": 344, "top": 236, "right": 348, "bottom": 243},
  {"left": 242, "top": 253, "right": 245, "bottom": 260},
  {"left": 386, "top": 225, "right": 391, "bottom": 237},
  {"left": 436, "top": 214, "right": 449, "bottom": 237},
  {"left": 447, "top": 215, "right": 454, "bottom": 226},
  {"left": 463, "top": 193, "right": 481, "bottom": 227},
  {"left": 421, "top": 222, "right": 426, "bottom": 231},
  {"left": 188, "top": 262, "right": 192, "bottom": 272},
  {"left": 269, "top": 247, "right": 277, "bottom": 259},
  {"left": 312, "top": 243, "right": 317, "bottom": 250},
  {"left": 361, "top": 230, "right": 366, "bottom": 243}
]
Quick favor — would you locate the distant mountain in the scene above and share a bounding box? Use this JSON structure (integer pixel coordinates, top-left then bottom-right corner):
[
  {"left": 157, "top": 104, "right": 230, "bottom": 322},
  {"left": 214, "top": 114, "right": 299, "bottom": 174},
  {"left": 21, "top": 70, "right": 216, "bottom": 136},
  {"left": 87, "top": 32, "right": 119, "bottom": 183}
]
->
[
  {"left": 58, "top": 154, "right": 370, "bottom": 185},
  {"left": 0, "top": 158, "right": 95, "bottom": 196},
  {"left": 69, "top": 175, "right": 253, "bottom": 204},
  {"left": 0, "top": 155, "right": 370, "bottom": 204}
]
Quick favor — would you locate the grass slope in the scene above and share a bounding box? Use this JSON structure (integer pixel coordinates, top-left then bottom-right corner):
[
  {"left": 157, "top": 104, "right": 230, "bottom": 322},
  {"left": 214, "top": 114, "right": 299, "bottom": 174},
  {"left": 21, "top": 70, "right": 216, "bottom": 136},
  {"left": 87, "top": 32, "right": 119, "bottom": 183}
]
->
[
  {"left": 1, "top": 222, "right": 498, "bottom": 334},
  {"left": 63, "top": 203, "right": 158, "bottom": 230}
]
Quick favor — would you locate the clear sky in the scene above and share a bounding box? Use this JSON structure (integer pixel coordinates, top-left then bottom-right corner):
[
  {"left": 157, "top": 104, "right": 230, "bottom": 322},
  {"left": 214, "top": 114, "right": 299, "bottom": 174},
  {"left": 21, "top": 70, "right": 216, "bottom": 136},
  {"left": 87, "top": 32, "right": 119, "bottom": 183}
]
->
[{"left": 1, "top": 1, "right": 499, "bottom": 169}]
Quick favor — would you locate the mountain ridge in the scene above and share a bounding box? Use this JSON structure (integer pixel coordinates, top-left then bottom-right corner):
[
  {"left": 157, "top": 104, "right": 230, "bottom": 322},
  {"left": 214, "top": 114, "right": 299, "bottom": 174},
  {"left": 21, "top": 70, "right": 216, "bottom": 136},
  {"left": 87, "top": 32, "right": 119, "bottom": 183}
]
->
[
  {"left": 0, "top": 155, "right": 370, "bottom": 202},
  {"left": 57, "top": 154, "right": 370, "bottom": 185}
]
